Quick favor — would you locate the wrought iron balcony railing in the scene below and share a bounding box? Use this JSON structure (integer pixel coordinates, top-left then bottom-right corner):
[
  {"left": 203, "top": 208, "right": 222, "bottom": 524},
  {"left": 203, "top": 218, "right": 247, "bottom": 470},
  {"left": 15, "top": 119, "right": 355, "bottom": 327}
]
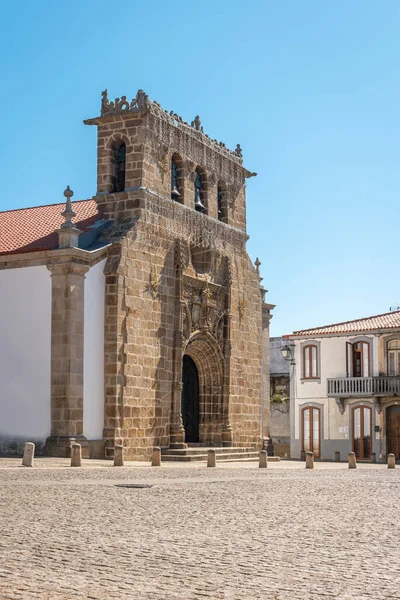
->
[{"left": 327, "top": 376, "right": 400, "bottom": 397}]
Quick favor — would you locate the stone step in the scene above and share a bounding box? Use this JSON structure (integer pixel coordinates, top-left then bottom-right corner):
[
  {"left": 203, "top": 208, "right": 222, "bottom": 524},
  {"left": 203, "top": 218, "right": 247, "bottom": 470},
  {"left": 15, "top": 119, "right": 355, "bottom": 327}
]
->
[
  {"left": 161, "top": 452, "right": 281, "bottom": 463},
  {"left": 161, "top": 446, "right": 258, "bottom": 456},
  {"left": 218, "top": 456, "right": 281, "bottom": 463},
  {"left": 161, "top": 451, "right": 259, "bottom": 462}
]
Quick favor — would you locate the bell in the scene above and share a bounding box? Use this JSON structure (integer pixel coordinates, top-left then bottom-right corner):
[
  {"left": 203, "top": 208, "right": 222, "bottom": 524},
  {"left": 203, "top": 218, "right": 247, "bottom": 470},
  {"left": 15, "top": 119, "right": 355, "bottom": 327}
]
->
[
  {"left": 171, "top": 184, "right": 180, "bottom": 200},
  {"left": 194, "top": 188, "right": 205, "bottom": 212}
]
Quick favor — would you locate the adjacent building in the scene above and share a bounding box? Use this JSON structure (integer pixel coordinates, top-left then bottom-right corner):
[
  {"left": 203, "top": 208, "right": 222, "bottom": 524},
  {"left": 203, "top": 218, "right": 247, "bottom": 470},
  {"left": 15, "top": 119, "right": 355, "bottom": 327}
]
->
[
  {"left": 269, "top": 337, "right": 290, "bottom": 456},
  {"left": 285, "top": 311, "right": 400, "bottom": 462}
]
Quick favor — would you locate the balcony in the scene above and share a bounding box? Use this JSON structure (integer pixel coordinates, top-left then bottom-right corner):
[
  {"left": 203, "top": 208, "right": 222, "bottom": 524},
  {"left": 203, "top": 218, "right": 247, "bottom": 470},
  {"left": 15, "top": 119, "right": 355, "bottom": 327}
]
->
[{"left": 327, "top": 376, "right": 400, "bottom": 398}]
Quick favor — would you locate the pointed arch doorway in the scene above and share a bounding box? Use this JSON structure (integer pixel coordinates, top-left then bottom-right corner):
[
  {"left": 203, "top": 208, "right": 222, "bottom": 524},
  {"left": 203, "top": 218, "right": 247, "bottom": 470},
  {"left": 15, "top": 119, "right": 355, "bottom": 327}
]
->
[{"left": 181, "top": 355, "right": 200, "bottom": 443}]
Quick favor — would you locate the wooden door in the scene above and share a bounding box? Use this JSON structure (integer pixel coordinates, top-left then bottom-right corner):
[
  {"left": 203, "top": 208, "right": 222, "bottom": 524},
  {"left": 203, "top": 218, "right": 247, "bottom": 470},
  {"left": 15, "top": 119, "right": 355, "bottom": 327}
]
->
[
  {"left": 302, "top": 407, "right": 321, "bottom": 458},
  {"left": 352, "top": 406, "right": 372, "bottom": 459},
  {"left": 387, "top": 406, "right": 400, "bottom": 459}
]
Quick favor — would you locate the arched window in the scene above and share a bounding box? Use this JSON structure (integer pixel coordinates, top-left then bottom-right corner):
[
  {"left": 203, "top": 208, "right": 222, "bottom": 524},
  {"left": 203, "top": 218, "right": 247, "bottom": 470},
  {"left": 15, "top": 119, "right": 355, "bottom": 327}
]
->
[
  {"left": 387, "top": 339, "right": 400, "bottom": 375},
  {"left": 114, "top": 142, "right": 126, "bottom": 193},
  {"left": 303, "top": 344, "right": 318, "bottom": 379},
  {"left": 194, "top": 167, "right": 207, "bottom": 214},
  {"left": 217, "top": 181, "right": 227, "bottom": 223},
  {"left": 170, "top": 153, "right": 183, "bottom": 203}
]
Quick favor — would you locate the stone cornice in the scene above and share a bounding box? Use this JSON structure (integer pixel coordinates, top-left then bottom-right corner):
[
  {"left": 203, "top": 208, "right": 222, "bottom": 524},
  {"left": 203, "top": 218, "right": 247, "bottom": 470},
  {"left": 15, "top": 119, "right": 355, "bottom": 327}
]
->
[{"left": 0, "top": 245, "right": 109, "bottom": 271}]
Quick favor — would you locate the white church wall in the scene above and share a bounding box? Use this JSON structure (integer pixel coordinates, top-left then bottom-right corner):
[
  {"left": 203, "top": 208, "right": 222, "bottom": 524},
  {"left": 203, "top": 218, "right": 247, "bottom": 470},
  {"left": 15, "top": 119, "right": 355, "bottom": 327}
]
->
[
  {"left": 83, "top": 258, "right": 106, "bottom": 440},
  {"left": 0, "top": 266, "right": 51, "bottom": 452}
]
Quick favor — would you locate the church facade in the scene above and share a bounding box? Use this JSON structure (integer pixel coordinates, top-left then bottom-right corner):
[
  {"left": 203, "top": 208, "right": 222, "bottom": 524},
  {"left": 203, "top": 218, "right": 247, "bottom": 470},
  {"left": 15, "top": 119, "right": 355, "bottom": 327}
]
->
[{"left": 0, "top": 89, "right": 272, "bottom": 460}]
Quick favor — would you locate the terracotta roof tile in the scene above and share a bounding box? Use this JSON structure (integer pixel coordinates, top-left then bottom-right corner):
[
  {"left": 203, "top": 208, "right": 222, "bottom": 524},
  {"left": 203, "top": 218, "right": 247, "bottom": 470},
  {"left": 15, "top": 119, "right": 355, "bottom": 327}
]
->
[
  {"left": 286, "top": 311, "right": 400, "bottom": 337},
  {"left": 0, "top": 199, "right": 102, "bottom": 256}
]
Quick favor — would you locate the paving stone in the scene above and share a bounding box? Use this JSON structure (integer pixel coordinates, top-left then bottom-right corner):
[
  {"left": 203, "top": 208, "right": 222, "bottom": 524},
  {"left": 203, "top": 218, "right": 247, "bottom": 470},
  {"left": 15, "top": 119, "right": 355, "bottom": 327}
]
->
[{"left": 0, "top": 459, "right": 399, "bottom": 599}]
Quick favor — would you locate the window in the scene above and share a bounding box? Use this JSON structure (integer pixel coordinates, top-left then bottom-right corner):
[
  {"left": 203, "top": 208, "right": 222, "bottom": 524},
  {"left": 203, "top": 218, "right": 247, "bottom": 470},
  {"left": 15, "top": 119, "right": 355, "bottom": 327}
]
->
[
  {"left": 170, "top": 153, "right": 183, "bottom": 203},
  {"left": 114, "top": 142, "right": 126, "bottom": 192},
  {"left": 194, "top": 168, "right": 207, "bottom": 213},
  {"left": 352, "top": 406, "right": 372, "bottom": 459},
  {"left": 346, "top": 341, "right": 370, "bottom": 377},
  {"left": 387, "top": 339, "right": 400, "bottom": 376},
  {"left": 217, "top": 186, "right": 223, "bottom": 221},
  {"left": 302, "top": 407, "right": 320, "bottom": 458},
  {"left": 303, "top": 344, "right": 318, "bottom": 379},
  {"left": 217, "top": 182, "right": 227, "bottom": 222}
]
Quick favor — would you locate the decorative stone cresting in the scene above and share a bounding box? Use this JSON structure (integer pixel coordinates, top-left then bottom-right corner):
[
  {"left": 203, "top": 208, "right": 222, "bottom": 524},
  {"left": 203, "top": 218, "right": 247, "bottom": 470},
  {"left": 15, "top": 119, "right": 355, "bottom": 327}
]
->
[{"left": 95, "top": 89, "right": 253, "bottom": 168}]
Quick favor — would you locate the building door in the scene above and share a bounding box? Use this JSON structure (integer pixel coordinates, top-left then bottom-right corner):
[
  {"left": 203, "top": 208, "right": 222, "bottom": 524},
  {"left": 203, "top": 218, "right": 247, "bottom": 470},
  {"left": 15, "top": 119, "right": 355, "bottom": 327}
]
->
[
  {"left": 387, "top": 405, "right": 400, "bottom": 460},
  {"left": 302, "top": 407, "right": 320, "bottom": 458},
  {"left": 352, "top": 406, "right": 372, "bottom": 459},
  {"left": 181, "top": 355, "right": 199, "bottom": 443}
]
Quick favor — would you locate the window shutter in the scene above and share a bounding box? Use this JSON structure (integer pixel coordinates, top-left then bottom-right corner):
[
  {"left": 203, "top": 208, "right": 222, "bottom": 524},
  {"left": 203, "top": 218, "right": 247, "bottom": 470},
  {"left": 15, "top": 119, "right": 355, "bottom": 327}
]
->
[
  {"left": 346, "top": 342, "right": 352, "bottom": 377},
  {"left": 362, "top": 342, "right": 370, "bottom": 377}
]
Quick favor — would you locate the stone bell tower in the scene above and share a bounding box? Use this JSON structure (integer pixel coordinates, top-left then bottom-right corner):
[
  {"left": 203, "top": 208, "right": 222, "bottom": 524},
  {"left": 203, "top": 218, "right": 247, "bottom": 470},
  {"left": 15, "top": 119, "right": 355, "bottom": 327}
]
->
[{"left": 84, "top": 89, "right": 270, "bottom": 459}]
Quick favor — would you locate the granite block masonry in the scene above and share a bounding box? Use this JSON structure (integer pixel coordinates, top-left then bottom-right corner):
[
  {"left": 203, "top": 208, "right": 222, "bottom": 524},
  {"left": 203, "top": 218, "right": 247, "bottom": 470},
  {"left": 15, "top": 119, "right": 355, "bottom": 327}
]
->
[{"left": 2, "top": 88, "right": 275, "bottom": 461}]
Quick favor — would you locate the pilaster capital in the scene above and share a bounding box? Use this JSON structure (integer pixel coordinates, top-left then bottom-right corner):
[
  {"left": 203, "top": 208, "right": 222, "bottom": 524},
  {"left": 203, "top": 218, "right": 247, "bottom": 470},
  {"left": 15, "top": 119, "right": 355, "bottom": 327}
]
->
[{"left": 47, "top": 261, "right": 90, "bottom": 278}]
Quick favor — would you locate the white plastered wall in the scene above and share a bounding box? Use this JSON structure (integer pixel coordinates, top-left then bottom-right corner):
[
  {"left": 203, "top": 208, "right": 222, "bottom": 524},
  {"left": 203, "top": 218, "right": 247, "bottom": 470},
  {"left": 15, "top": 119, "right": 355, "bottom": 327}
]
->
[
  {"left": 0, "top": 266, "right": 51, "bottom": 442},
  {"left": 83, "top": 258, "right": 106, "bottom": 440},
  {"left": 293, "top": 334, "right": 378, "bottom": 440}
]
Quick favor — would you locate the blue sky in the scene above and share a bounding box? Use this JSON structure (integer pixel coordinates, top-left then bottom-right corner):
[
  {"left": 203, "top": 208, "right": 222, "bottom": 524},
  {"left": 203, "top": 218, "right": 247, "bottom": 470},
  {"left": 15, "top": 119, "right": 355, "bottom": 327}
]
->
[{"left": 1, "top": 0, "right": 399, "bottom": 336}]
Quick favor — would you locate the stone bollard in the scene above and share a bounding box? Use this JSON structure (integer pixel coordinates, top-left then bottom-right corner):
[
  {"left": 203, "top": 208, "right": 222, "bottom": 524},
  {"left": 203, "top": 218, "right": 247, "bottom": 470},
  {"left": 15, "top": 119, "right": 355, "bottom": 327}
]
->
[
  {"left": 348, "top": 452, "right": 357, "bottom": 469},
  {"left": 22, "top": 442, "right": 35, "bottom": 467},
  {"left": 71, "top": 443, "right": 82, "bottom": 467},
  {"left": 335, "top": 451, "right": 340, "bottom": 462},
  {"left": 305, "top": 451, "right": 314, "bottom": 469},
  {"left": 259, "top": 450, "right": 267, "bottom": 469},
  {"left": 207, "top": 449, "right": 216, "bottom": 467},
  {"left": 152, "top": 447, "right": 161, "bottom": 467},
  {"left": 371, "top": 452, "right": 377, "bottom": 464},
  {"left": 388, "top": 453, "right": 396, "bottom": 469},
  {"left": 65, "top": 438, "right": 76, "bottom": 459},
  {"left": 114, "top": 445, "right": 124, "bottom": 467}
]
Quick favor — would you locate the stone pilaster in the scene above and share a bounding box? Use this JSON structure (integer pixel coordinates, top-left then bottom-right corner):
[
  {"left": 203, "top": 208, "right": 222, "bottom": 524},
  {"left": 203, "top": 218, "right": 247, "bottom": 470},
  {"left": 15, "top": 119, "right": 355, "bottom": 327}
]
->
[
  {"left": 261, "top": 299, "right": 274, "bottom": 444},
  {"left": 170, "top": 240, "right": 187, "bottom": 448},
  {"left": 221, "top": 257, "right": 233, "bottom": 446},
  {"left": 45, "top": 260, "right": 89, "bottom": 457}
]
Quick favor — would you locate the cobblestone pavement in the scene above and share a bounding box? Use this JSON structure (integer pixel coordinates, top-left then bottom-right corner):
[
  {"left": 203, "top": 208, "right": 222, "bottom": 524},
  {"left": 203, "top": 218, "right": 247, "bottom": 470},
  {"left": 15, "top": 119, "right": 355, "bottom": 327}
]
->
[{"left": 1, "top": 459, "right": 399, "bottom": 600}]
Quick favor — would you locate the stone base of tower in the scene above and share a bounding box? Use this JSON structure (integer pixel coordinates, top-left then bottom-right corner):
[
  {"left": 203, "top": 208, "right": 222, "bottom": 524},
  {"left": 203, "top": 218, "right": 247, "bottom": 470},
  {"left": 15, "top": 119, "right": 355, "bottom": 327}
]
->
[{"left": 44, "top": 435, "right": 89, "bottom": 458}]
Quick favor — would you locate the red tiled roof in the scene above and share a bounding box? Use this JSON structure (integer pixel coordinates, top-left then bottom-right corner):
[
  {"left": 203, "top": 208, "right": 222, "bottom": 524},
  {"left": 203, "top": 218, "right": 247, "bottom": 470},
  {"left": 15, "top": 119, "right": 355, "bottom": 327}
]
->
[
  {"left": 286, "top": 311, "right": 400, "bottom": 338},
  {"left": 0, "top": 199, "right": 102, "bottom": 256}
]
